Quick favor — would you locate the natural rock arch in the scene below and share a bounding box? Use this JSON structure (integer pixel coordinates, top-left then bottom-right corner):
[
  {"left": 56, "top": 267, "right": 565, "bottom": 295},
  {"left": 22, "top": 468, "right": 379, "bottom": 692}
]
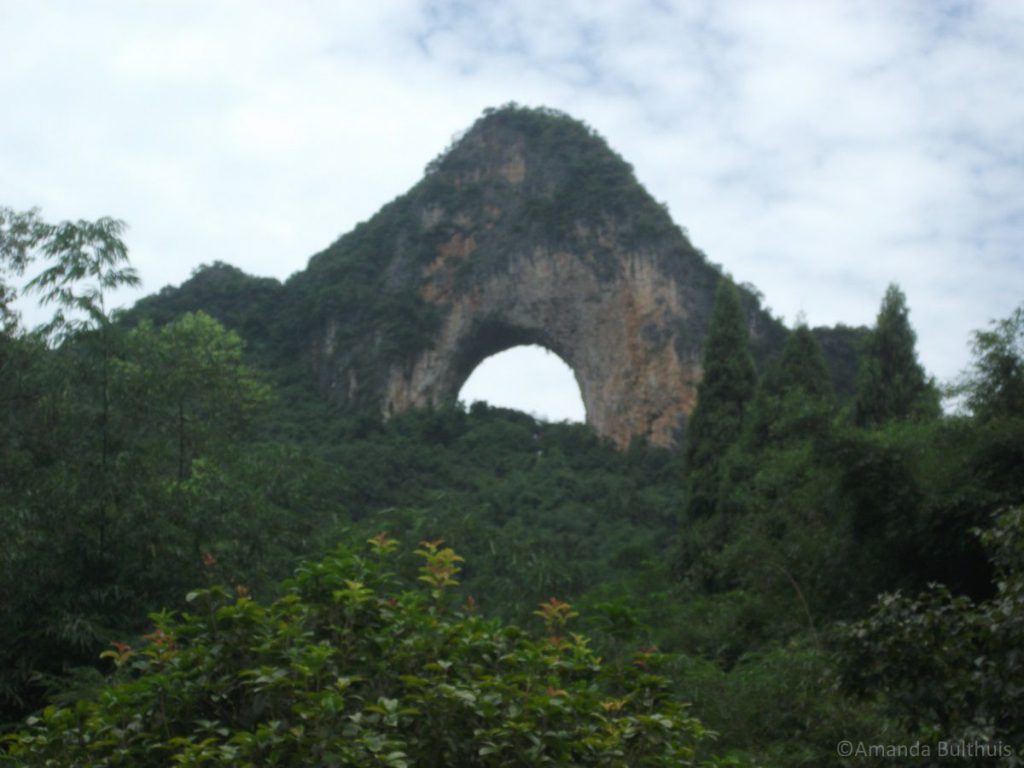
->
[
  {"left": 380, "top": 248, "right": 706, "bottom": 447},
  {"left": 297, "top": 106, "right": 787, "bottom": 448}
]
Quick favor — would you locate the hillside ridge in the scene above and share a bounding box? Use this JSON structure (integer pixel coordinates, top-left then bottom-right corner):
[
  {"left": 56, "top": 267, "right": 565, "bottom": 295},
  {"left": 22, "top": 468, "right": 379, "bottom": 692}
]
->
[{"left": 131, "top": 104, "right": 864, "bottom": 444}]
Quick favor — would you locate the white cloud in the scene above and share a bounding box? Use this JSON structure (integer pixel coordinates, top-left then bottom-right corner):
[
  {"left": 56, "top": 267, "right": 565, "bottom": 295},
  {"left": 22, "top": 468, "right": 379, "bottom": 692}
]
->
[{"left": 2, "top": 0, "right": 1022, "bottom": 413}]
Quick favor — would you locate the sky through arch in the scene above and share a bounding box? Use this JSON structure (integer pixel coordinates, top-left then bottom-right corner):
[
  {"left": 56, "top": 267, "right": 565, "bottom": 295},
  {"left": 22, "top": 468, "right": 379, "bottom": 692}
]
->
[{"left": 458, "top": 345, "right": 585, "bottom": 423}]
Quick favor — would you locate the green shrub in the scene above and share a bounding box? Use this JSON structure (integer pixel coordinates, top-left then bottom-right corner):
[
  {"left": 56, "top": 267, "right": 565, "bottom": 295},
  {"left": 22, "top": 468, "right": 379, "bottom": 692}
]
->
[{"left": 3, "top": 537, "right": 727, "bottom": 767}]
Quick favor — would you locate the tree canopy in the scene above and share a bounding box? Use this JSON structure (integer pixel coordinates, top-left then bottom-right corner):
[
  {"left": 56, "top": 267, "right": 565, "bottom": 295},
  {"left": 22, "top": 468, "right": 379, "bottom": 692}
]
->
[
  {"left": 951, "top": 303, "right": 1024, "bottom": 421},
  {"left": 4, "top": 205, "right": 1022, "bottom": 767},
  {"left": 839, "top": 506, "right": 1024, "bottom": 747}
]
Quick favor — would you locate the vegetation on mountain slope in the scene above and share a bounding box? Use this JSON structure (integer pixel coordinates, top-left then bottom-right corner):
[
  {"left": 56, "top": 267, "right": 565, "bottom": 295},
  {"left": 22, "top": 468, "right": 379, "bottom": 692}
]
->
[{"left": 3, "top": 154, "right": 1022, "bottom": 767}]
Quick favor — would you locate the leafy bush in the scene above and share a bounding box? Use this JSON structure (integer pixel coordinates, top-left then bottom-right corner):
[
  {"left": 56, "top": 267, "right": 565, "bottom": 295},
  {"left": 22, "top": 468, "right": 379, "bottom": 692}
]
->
[
  {"left": 2, "top": 537, "right": 727, "bottom": 767},
  {"left": 838, "top": 507, "right": 1024, "bottom": 748}
]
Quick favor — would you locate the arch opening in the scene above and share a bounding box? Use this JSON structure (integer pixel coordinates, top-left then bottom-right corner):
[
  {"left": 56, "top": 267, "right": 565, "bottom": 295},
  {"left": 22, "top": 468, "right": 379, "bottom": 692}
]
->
[{"left": 457, "top": 344, "right": 586, "bottom": 423}]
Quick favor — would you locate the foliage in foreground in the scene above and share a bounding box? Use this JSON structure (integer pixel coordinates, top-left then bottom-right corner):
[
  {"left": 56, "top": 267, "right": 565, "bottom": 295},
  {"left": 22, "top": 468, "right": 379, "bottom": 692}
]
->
[
  {"left": 5, "top": 203, "right": 1022, "bottom": 766},
  {"left": 2, "top": 538, "right": 727, "bottom": 767},
  {"left": 839, "top": 506, "right": 1024, "bottom": 749}
]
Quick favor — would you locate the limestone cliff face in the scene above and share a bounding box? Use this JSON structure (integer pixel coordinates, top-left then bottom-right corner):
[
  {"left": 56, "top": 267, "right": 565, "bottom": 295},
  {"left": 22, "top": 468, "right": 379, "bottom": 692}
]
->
[
  {"left": 384, "top": 246, "right": 703, "bottom": 448},
  {"left": 290, "top": 105, "right": 785, "bottom": 448}
]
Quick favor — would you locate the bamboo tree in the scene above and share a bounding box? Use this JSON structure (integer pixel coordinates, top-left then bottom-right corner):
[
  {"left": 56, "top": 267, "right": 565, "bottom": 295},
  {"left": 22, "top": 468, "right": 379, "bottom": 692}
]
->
[
  {"left": 0, "top": 207, "right": 49, "bottom": 334},
  {"left": 19, "top": 211, "right": 140, "bottom": 553}
]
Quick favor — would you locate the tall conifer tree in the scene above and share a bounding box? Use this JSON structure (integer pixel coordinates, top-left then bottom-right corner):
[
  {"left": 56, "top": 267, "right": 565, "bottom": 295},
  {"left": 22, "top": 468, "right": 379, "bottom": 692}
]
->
[
  {"left": 774, "top": 324, "right": 834, "bottom": 399},
  {"left": 684, "top": 279, "right": 757, "bottom": 518},
  {"left": 748, "top": 323, "right": 835, "bottom": 447},
  {"left": 853, "top": 284, "right": 939, "bottom": 427}
]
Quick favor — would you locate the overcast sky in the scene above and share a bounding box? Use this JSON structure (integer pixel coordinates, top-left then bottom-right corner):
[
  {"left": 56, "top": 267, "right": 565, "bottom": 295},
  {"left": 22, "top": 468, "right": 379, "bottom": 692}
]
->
[{"left": 3, "top": 1, "right": 1022, "bottom": 422}]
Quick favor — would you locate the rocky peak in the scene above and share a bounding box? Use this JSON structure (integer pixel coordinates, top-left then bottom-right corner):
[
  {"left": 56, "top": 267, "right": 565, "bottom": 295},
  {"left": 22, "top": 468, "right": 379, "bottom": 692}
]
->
[
  {"left": 133, "top": 105, "right": 846, "bottom": 448},
  {"left": 282, "top": 105, "right": 789, "bottom": 447}
]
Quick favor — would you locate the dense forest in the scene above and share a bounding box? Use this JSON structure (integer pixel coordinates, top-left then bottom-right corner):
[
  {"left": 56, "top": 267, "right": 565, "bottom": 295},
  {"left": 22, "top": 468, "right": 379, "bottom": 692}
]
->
[{"left": 1, "top": 195, "right": 1022, "bottom": 765}]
